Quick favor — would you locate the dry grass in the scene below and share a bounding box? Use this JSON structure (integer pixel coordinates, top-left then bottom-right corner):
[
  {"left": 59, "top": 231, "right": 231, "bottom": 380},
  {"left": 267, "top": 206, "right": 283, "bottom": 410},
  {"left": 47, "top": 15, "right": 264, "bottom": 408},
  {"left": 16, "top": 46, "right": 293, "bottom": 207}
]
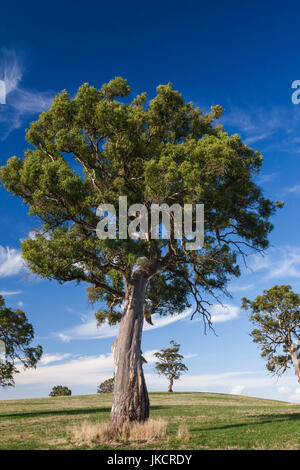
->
[
  {"left": 72, "top": 421, "right": 111, "bottom": 445},
  {"left": 123, "top": 418, "right": 167, "bottom": 442},
  {"left": 71, "top": 418, "right": 167, "bottom": 446},
  {"left": 177, "top": 422, "right": 190, "bottom": 442}
]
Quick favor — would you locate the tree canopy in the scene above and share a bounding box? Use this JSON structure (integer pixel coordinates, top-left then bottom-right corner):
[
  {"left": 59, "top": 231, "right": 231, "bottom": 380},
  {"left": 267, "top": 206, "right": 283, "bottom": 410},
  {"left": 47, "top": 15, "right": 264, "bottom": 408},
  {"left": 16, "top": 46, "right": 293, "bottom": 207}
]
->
[
  {"left": 0, "top": 295, "right": 42, "bottom": 386},
  {"left": 0, "top": 77, "right": 280, "bottom": 328},
  {"left": 242, "top": 285, "right": 300, "bottom": 378}
]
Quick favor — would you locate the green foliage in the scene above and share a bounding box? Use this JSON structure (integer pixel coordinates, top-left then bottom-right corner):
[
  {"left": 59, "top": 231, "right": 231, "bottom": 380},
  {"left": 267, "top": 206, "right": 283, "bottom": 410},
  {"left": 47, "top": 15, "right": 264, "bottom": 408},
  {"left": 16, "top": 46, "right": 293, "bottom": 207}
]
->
[
  {"left": 154, "top": 340, "right": 188, "bottom": 389},
  {"left": 242, "top": 285, "right": 300, "bottom": 375},
  {"left": 0, "top": 78, "right": 279, "bottom": 327},
  {"left": 49, "top": 385, "right": 72, "bottom": 396},
  {"left": 0, "top": 296, "right": 42, "bottom": 387},
  {"left": 97, "top": 377, "right": 114, "bottom": 393}
]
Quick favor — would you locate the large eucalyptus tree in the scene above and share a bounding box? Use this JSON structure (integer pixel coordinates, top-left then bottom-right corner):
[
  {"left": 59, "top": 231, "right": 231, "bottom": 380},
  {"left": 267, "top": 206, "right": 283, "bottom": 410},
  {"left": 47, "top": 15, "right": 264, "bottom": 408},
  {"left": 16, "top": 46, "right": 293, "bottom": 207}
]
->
[{"left": 0, "top": 77, "right": 279, "bottom": 431}]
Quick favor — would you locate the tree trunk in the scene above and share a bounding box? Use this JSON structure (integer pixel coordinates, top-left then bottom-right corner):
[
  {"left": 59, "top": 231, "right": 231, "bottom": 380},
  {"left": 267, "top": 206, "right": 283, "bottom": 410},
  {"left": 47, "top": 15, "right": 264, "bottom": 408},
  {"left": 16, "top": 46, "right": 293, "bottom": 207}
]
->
[
  {"left": 168, "top": 377, "right": 173, "bottom": 392},
  {"left": 110, "top": 273, "right": 149, "bottom": 433},
  {"left": 290, "top": 342, "right": 300, "bottom": 383}
]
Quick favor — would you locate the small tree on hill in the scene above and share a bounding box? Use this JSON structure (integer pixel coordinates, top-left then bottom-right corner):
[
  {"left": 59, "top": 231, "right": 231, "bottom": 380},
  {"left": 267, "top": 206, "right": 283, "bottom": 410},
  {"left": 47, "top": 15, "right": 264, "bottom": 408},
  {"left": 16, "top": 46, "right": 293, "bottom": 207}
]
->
[
  {"left": 97, "top": 377, "right": 114, "bottom": 393},
  {"left": 0, "top": 295, "right": 42, "bottom": 386},
  {"left": 49, "top": 385, "right": 72, "bottom": 396},
  {"left": 242, "top": 285, "right": 300, "bottom": 382},
  {"left": 154, "top": 340, "right": 188, "bottom": 392}
]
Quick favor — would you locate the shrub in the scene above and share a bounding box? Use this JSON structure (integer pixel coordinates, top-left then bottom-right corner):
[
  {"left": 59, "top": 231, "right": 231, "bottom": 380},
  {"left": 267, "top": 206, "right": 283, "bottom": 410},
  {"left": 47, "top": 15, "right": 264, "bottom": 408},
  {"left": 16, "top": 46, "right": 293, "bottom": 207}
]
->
[{"left": 49, "top": 385, "right": 72, "bottom": 396}]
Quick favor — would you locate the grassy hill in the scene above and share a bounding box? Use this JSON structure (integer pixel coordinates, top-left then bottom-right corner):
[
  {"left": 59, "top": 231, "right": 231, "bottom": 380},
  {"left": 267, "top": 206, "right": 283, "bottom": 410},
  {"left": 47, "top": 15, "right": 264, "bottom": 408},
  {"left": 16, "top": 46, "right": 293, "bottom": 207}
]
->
[{"left": 0, "top": 392, "right": 299, "bottom": 450}]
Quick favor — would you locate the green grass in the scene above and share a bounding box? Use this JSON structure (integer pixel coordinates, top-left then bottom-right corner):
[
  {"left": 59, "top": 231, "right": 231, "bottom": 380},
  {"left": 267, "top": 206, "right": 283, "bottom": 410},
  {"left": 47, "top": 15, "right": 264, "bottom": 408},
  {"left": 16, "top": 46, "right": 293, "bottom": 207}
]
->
[{"left": 0, "top": 392, "right": 300, "bottom": 449}]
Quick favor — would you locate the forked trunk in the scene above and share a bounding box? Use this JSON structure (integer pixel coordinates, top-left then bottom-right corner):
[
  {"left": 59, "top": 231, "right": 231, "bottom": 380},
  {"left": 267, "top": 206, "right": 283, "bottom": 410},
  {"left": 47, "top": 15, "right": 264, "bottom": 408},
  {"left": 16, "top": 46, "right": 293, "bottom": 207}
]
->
[{"left": 110, "top": 273, "right": 149, "bottom": 433}]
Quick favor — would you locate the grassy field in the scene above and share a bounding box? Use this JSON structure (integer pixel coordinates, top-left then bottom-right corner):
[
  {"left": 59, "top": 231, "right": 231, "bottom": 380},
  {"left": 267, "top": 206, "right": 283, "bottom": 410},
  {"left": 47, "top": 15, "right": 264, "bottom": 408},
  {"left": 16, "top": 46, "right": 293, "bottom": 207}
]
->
[{"left": 0, "top": 392, "right": 300, "bottom": 450}]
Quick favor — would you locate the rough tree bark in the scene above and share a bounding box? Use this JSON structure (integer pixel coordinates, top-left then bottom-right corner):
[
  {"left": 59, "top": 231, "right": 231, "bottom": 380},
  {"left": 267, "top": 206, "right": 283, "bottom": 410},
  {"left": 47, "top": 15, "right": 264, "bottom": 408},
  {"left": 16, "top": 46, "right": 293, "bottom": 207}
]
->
[
  {"left": 110, "top": 272, "right": 150, "bottom": 432},
  {"left": 290, "top": 342, "right": 300, "bottom": 383},
  {"left": 168, "top": 377, "right": 174, "bottom": 393}
]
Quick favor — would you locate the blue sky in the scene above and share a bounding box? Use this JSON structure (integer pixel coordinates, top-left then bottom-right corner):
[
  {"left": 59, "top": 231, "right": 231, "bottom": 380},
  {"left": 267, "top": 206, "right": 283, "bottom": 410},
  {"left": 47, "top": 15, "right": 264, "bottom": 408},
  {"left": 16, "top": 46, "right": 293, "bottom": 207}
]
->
[{"left": 2, "top": 0, "right": 300, "bottom": 402}]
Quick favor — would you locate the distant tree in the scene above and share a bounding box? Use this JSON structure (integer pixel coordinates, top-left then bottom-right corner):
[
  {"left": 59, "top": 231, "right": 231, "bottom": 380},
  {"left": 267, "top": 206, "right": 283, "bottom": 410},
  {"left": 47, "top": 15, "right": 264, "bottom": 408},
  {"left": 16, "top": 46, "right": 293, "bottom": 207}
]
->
[
  {"left": 154, "top": 340, "right": 188, "bottom": 392},
  {"left": 97, "top": 377, "right": 114, "bottom": 393},
  {"left": 0, "top": 295, "right": 42, "bottom": 386},
  {"left": 242, "top": 285, "right": 300, "bottom": 382},
  {"left": 49, "top": 385, "right": 72, "bottom": 396}
]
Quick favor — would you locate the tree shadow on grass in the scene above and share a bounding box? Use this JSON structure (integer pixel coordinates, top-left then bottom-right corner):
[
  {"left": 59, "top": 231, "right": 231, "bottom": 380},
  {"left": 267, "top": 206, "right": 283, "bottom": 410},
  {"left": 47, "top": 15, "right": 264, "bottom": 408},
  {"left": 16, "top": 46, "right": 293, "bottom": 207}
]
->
[
  {"left": 193, "top": 412, "right": 300, "bottom": 433},
  {"left": 0, "top": 404, "right": 167, "bottom": 420},
  {"left": 0, "top": 407, "right": 112, "bottom": 419}
]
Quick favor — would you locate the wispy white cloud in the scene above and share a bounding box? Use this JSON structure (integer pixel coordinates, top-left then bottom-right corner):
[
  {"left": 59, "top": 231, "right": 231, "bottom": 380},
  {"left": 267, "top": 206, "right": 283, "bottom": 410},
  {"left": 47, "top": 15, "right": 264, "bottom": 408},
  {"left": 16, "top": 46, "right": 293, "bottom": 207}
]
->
[
  {"left": 0, "top": 245, "right": 23, "bottom": 278},
  {"left": 142, "top": 349, "right": 159, "bottom": 364},
  {"left": 9, "top": 87, "right": 53, "bottom": 115},
  {"left": 229, "top": 284, "right": 254, "bottom": 293},
  {"left": 210, "top": 303, "right": 239, "bottom": 323},
  {"left": 286, "top": 183, "right": 300, "bottom": 194},
  {"left": 56, "top": 309, "right": 193, "bottom": 342},
  {"left": 221, "top": 104, "right": 300, "bottom": 154},
  {"left": 192, "top": 303, "right": 239, "bottom": 324},
  {"left": 15, "top": 353, "right": 114, "bottom": 386},
  {"left": 249, "top": 246, "right": 300, "bottom": 280},
  {"left": 0, "top": 289, "right": 22, "bottom": 296},
  {"left": 255, "top": 173, "right": 277, "bottom": 185},
  {"left": 222, "top": 106, "right": 287, "bottom": 144},
  {"left": 56, "top": 301, "right": 240, "bottom": 343},
  {"left": 0, "top": 49, "right": 54, "bottom": 138},
  {"left": 0, "top": 49, "right": 22, "bottom": 95},
  {"left": 40, "top": 353, "right": 73, "bottom": 366}
]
